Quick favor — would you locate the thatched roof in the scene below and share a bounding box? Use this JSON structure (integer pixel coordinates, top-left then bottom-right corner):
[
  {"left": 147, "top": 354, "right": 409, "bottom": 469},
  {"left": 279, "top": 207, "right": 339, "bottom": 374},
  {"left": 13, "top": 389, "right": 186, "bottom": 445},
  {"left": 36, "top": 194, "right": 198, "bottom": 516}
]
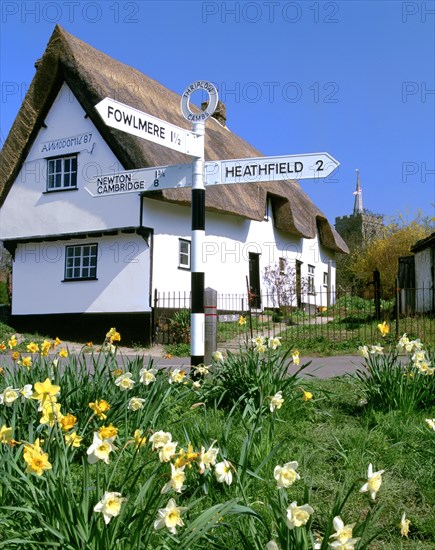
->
[{"left": 0, "top": 25, "right": 348, "bottom": 254}]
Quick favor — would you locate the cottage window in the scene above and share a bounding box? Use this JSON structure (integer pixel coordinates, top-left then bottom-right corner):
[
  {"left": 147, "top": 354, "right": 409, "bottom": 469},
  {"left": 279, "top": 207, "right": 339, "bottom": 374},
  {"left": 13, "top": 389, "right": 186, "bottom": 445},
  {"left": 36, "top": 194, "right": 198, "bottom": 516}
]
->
[
  {"left": 308, "top": 265, "right": 315, "bottom": 294},
  {"left": 47, "top": 155, "right": 78, "bottom": 191},
  {"left": 64, "top": 244, "right": 98, "bottom": 281},
  {"left": 179, "top": 239, "right": 191, "bottom": 270}
]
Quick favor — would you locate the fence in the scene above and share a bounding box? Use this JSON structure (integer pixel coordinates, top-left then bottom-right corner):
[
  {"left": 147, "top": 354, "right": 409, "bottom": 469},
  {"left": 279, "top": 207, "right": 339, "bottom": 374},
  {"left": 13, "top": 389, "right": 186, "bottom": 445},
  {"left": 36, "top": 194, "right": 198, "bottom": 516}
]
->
[{"left": 153, "top": 286, "right": 435, "bottom": 350}]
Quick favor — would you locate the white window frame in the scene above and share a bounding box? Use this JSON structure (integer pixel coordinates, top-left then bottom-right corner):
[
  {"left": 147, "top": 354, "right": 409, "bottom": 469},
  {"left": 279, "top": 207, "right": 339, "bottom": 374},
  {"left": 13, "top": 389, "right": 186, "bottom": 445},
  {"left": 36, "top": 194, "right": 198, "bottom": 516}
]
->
[
  {"left": 64, "top": 243, "right": 98, "bottom": 281},
  {"left": 307, "top": 264, "right": 315, "bottom": 294},
  {"left": 178, "top": 239, "right": 191, "bottom": 270},
  {"left": 47, "top": 154, "right": 78, "bottom": 191}
]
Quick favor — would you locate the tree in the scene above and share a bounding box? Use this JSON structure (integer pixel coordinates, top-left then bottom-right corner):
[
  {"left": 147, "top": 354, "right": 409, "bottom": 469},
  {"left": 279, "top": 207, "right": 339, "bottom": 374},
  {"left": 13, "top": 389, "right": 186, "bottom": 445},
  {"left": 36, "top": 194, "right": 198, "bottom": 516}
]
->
[
  {"left": 263, "top": 258, "right": 308, "bottom": 311},
  {"left": 346, "top": 214, "right": 433, "bottom": 296}
]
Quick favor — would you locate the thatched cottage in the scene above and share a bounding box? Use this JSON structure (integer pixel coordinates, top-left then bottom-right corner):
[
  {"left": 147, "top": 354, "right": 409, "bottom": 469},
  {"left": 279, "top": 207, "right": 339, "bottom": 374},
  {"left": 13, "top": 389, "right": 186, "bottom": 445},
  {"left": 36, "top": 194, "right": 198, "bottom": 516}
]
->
[{"left": 0, "top": 26, "right": 348, "bottom": 345}]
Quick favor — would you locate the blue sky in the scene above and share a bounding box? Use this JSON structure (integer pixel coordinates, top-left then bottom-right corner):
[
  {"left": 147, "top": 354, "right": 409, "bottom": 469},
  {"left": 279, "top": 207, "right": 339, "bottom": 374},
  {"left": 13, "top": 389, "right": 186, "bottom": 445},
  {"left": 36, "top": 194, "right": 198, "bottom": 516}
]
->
[{"left": 1, "top": 0, "right": 434, "bottom": 225}]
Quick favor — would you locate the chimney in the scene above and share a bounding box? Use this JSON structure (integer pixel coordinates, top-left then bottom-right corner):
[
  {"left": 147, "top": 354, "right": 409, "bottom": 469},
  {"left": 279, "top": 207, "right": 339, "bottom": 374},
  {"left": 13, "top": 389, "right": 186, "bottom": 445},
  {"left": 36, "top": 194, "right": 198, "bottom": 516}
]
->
[{"left": 201, "top": 100, "right": 226, "bottom": 126}]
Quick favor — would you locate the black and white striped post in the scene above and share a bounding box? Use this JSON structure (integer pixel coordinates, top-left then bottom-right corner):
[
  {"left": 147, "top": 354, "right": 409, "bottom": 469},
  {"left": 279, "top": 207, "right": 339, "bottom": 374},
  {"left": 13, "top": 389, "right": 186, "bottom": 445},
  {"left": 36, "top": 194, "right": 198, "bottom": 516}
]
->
[{"left": 181, "top": 81, "right": 219, "bottom": 366}]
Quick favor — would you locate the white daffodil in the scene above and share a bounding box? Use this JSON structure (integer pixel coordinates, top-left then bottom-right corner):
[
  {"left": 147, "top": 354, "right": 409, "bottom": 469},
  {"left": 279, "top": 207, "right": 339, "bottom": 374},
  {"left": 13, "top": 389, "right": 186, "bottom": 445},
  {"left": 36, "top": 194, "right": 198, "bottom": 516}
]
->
[
  {"left": 87, "top": 432, "right": 116, "bottom": 465},
  {"left": 425, "top": 418, "right": 435, "bottom": 431},
  {"left": 268, "top": 337, "right": 281, "bottom": 350},
  {"left": 149, "top": 430, "right": 172, "bottom": 450},
  {"left": 198, "top": 440, "right": 219, "bottom": 474},
  {"left": 154, "top": 498, "right": 187, "bottom": 534},
  {"left": 358, "top": 345, "right": 369, "bottom": 359},
  {"left": 158, "top": 441, "right": 178, "bottom": 463},
  {"left": 0, "top": 386, "right": 20, "bottom": 406},
  {"left": 274, "top": 461, "right": 300, "bottom": 489},
  {"left": 168, "top": 369, "right": 185, "bottom": 384},
  {"left": 269, "top": 391, "right": 284, "bottom": 412},
  {"left": 359, "top": 463, "right": 385, "bottom": 500},
  {"left": 114, "top": 372, "right": 135, "bottom": 391},
  {"left": 329, "top": 516, "right": 357, "bottom": 543},
  {"left": 215, "top": 459, "right": 233, "bottom": 485},
  {"left": 161, "top": 464, "right": 186, "bottom": 494},
  {"left": 212, "top": 350, "right": 224, "bottom": 362},
  {"left": 127, "top": 397, "right": 146, "bottom": 411},
  {"left": 20, "top": 384, "right": 33, "bottom": 399},
  {"left": 94, "top": 491, "right": 126, "bottom": 524},
  {"left": 400, "top": 512, "right": 410, "bottom": 537},
  {"left": 139, "top": 367, "right": 157, "bottom": 385},
  {"left": 285, "top": 501, "right": 314, "bottom": 529}
]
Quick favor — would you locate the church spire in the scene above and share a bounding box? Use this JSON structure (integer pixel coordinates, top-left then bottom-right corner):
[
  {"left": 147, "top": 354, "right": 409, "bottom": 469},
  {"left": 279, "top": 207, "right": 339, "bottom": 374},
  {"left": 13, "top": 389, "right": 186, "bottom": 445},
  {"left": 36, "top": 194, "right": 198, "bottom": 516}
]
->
[{"left": 353, "top": 168, "right": 364, "bottom": 214}]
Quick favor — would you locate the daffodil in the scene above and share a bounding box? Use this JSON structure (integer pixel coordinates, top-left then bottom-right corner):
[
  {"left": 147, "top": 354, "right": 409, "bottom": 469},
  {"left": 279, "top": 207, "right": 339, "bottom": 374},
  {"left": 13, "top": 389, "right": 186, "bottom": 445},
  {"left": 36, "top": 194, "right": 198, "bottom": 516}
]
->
[
  {"left": 400, "top": 512, "right": 410, "bottom": 537},
  {"left": 87, "top": 432, "right": 116, "bottom": 465},
  {"left": 0, "top": 386, "right": 20, "bottom": 406},
  {"left": 425, "top": 418, "right": 435, "bottom": 431},
  {"left": 359, "top": 463, "right": 385, "bottom": 500},
  {"left": 174, "top": 443, "right": 199, "bottom": 469},
  {"left": 114, "top": 372, "right": 135, "bottom": 391},
  {"left": 302, "top": 390, "right": 313, "bottom": 401},
  {"left": 23, "top": 447, "right": 52, "bottom": 476},
  {"left": 11, "top": 351, "right": 20, "bottom": 361},
  {"left": 139, "top": 367, "right": 157, "bottom": 385},
  {"left": 358, "top": 345, "right": 369, "bottom": 359},
  {"left": 129, "top": 429, "right": 147, "bottom": 449},
  {"left": 377, "top": 321, "right": 389, "bottom": 337},
  {"left": 238, "top": 315, "right": 247, "bottom": 326},
  {"left": 329, "top": 516, "right": 356, "bottom": 543},
  {"left": 370, "top": 344, "right": 384, "bottom": 355},
  {"left": 40, "top": 401, "right": 64, "bottom": 427},
  {"left": 40, "top": 340, "right": 51, "bottom": 356},
  {"left": 106, "top": 328, "right": 121, "bottom": 343},
  {"left": 268, "top": 336, "right": 281, "bottom": 349},
  {"left": 8, "top": 335, "right": 17, "bottom": 349},
  {"left": 274, "top": 461, "right": 300, "bottom": 489},
  {"left": 60, "top": 413, "right": 77, "bottom": 431},
  {"left": 149, "top": 430, "right": 172, "bottom": 450},
  {"left": 215, "top": 459, "right": 233, "bottom": 485},
  {"left": 89, "top": 399, "right": 111, "bottom": 420},
  {"left": 94, "top": 491, "right": 126, "bottom": 524},
  {"left": 292, "top": 350, "right": 300, "bottom": 365},
  {"left": 26, "top": 342, "right": 39, "bottom": 353},
  {"left": 19, "top": 356, "right": 33, "bottom": 369},
  {"left": 161, "top": 463, "right": 186, "bottom": 494},
  {"left": 285, "top": 501, "right": 314, "bottom": 529},
  {"left": 99, "top": 424, "right": 118, "bottom": 440},
  {"left": 58, "top": 348, "right": 68, "bottom": 358},
  {"left": 52, "top": 337, "right": 62, "bottom": 348},
  {"left": 65, "top": 432, "right": 83, "bottom": 448},
  {"left": 168, "top": 369, "right": 185, "bottom": 384},
  {"left": 269, "top": 391, "right": 284, "bottom": 412},
  {"left": 193, "top": 364, "right": 210, "bottom": 376},
  {"left": 128, "top": 397, "right": 146, "bottom": 411},
  {"left": 198, "top": 440, "right": 219, "bottom": 473},
  {"left": 32, "top": 378, "right": 60, "bottom": 408},
  {"left": 158, "top": 441, "right": 178, "bottom": 462},
  {"left": 0, "top": 424, "right": 13, "bottom": 444},
  {"left": 154, "top": 498, "right": 187, "bottom": 534},
  {"left": 212, "top": 350, "right": 224, "bottom": 362}
]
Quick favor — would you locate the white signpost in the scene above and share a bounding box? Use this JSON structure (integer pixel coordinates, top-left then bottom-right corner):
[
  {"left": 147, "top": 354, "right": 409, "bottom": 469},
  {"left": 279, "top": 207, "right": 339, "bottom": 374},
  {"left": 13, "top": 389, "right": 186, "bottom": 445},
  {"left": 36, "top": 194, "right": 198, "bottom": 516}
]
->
[
  {"left": 95, "top": 98, "right": 203, "bottom": 157},
  {"left": 93, "top": 84, "right": 340, "bottom": 366},
  {"left": 85, "top": 163, "right": 192, "bottom": 197}
]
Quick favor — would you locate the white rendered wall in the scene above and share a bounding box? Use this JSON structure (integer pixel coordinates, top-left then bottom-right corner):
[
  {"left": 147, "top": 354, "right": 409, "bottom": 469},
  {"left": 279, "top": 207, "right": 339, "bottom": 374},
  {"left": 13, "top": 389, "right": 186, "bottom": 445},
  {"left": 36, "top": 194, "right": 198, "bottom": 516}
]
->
[
  {"left": 143, "top": 197, "right": 336, "bottom": 305},
  {"left": 0, "top": 83, "right": 142, "bottom": 240},
  {"left": 12, "top": 233, "right": 150, "bottom": 315}
]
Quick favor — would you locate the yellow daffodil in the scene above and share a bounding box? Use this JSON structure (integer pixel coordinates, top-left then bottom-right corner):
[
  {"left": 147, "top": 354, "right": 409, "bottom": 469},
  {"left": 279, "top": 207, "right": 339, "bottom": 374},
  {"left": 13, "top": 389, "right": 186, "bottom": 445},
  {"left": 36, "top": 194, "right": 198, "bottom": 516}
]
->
[
  {"left": 292, "top": 350, "right": 300, "bottom": 365},
  {"left": 40, "top": 401, "right": 64, "bottom": 427},
  {"left": 94, "top": 491, "right": 126, "bottom": 524},
  {"left": 174, "top": 443, "right": 199, "bottom": 469},
  {"left": 129, "top": 429, "right": 147, "bottom": 449},
  {"left": 89, "top": 399, "right": 111, "bottom": 420},
  {"left": 58, "top": 348, "right": 68, "bottom": 358},
  {"left": 26, "top": 342, "right": 39, "bottom": 353},
  {"left": 52, "top": 337, "right": 62, "bottom": 348},
  {"left": 302, "top": 390, "right": 313, "bottom": 401},
  {"left": 161, "top": 463, "right": 186, "bottom": 494},
  {"left": 0, "top": 342, "right": 6, "bottom": 351},
  {"left": 11, "top": 351, "right": 20, "bottom": 361},
  {"left": 60, "top": 413, "right": 77, "bottom": 431},
  {"left": 23, "top": 447, "right": 52, "bottom": 476},
  {"left": 238, "top": 315, "right": 247, "bottom": 326},
  {"left": 8, "top": 335, "right": 17, "bottom": 349},
  {"left": 99, "top": 424, "right": 118, "bottom": 440},
  {"left": 274, "top": 461, "right": 300, "bottom": 489},
  {"left": 285, "top": 501, "right": 314, "bottom": 529},
  {"left": 360, "top": 463, "right": 385, "bottom": 500},
  {"left": 19, "top": 356, "right": 33, "bottom": 369},
  {"left": 65, "top": 432, "right": 83, "bottom": 448},
  {"left": 154, "top": 498, "right": 187, "bottom": 534},
  {"left": 0, "top": 424, "right": 13, "bottom": 444},
  {"left": 400, "top": 512, "right": 410, "bottom": 537},
  {"left": 32, "top": 378, "right": 60, "bottom": 408},
  {"left": 106, "top": 327, "right": 121, "bottom": 343},
  {"left": 377, "top": 321, "right": 389, "bottom": 337},
  {"left": 40, "top": 340, "right": 51, "bottom": 356}
]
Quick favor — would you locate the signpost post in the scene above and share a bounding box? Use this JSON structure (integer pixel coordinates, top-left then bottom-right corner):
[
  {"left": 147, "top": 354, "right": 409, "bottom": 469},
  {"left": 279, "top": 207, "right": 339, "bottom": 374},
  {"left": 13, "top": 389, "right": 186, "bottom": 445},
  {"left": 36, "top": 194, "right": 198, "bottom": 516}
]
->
[{"left": 93, "top": 83, "right": 339, "bottom": 366}]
